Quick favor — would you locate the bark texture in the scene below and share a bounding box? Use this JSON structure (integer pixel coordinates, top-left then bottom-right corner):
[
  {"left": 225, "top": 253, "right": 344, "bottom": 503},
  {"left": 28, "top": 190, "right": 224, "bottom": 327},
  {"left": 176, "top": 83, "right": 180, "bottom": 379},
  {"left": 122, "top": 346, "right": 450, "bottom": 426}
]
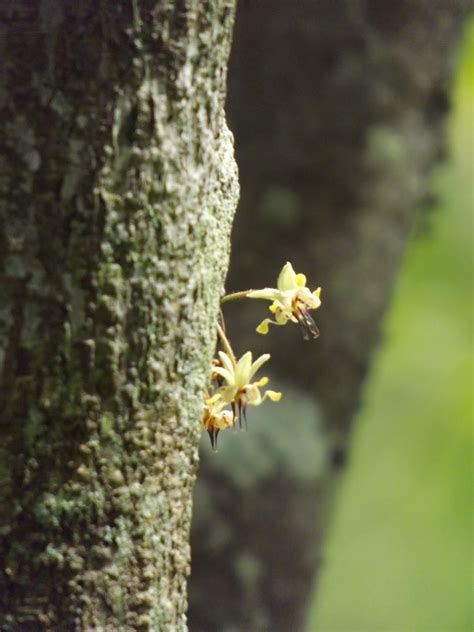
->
[
  {"left": 188, "top": 2, "right": 470, "bottom": 631},
  {"left": 0, "top": 1, "right": 237, "bottom": 629}
]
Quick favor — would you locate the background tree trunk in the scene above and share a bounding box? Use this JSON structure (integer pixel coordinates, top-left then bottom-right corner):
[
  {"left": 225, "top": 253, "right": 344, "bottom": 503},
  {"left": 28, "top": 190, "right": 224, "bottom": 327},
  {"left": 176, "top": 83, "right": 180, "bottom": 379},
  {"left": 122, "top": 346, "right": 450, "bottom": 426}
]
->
[
  {"left": 0, "top": 1, "right": 237, "bottom": 629},
  {"left": 188, "top": 2, "right": 470, "bottom": 631}
]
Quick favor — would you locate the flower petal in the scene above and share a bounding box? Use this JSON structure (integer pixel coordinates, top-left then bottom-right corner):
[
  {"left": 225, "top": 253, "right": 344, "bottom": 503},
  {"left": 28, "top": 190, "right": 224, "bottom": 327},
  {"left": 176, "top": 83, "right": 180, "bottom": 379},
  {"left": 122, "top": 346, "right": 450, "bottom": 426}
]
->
[
  {"left": 256, "top": 319, "right": 271, "bottom": 334},
  {"left": 263, "top": 390, "right": 282, "bottom": 402},
  {"left": 249, "top": 353, "right": 270, "bottom": 380},
  {"left": 295, "top": 273, "right": 307, "bottom": 287},
  {"left": 277, "top": 262, "right": 298, "bottom": 291},
  {"left": 297, "top": 287, "right": 321, "bottom": 309},
  {"left": 218, "top": 385, "right": 238, "bottom": 404},
  {"left": 275, "top": 310, "right": 291, "bottom": 324},
  {"left": 212, "top": 366, "right": 235, "bottom": 386},
  {"left": 247, "top": 288, "right": 282, "bottom": 301},
  {"left": 218, "top": 350, "right": 235, "bottom": 375},
  {"left": 215, "top": 410, "right": 234, "bottom": 429},
  {"left": 246, "top": 386, "right": 262, "bottom": 406},
  {"left": 235, "top": 351, "right": 252, "bottom": 387}
]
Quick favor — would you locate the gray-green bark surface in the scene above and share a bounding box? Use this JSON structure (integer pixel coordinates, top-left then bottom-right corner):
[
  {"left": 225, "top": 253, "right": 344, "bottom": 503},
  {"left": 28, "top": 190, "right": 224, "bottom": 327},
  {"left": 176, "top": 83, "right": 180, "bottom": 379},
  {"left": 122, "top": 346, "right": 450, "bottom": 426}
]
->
[
  {"left": 0, "top": 1, "right": 238, "bottom": 629},
  {"left": 189, "top": 2, "right": 470, "bottom": 631}
]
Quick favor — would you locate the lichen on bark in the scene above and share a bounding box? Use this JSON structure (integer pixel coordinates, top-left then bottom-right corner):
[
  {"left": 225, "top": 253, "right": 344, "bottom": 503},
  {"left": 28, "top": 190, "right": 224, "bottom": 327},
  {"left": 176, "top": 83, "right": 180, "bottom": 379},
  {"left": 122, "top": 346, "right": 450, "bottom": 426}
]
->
[{"left": 0, "top": 1, "right": 238, "bottom": 629}]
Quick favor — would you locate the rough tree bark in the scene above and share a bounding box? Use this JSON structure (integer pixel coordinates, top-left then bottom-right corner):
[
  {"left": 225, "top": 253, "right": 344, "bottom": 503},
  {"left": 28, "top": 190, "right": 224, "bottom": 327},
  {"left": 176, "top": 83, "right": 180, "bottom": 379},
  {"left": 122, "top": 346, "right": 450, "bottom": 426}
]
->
[
  {"left": 0, "top": 1, "right": 237, "bottom": 629},
  {"left": 188, "top": 2, "right": 470, "bottom": 631}
]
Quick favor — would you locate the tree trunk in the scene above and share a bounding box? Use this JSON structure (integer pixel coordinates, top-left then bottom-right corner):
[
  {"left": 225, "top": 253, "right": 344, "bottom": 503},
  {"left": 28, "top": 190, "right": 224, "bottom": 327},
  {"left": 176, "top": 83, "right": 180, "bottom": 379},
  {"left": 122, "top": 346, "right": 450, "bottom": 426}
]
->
[
  {"left": 0, "top": 1, "right": 237, "bottom": 629},
  {"left": 188, "top": 2, "right": 469, "bottom": 631}
]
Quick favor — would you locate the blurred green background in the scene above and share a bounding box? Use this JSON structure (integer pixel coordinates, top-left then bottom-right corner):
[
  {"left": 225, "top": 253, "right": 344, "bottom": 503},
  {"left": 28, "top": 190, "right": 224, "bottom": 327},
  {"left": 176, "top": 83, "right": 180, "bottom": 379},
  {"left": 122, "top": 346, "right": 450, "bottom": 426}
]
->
[{"left": 308, "top": 17, "right": 473, "bottom": 632}]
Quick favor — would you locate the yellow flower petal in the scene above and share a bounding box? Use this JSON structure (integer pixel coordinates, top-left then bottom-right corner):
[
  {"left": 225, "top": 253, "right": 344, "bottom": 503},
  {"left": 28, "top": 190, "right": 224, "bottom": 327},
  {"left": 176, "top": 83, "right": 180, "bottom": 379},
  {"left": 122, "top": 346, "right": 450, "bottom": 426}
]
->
[
  {"left": 219, "top": 385, "right": 238, "bottom": 404},
  {"left": 246, "top": 385, "right": 262, "bottom": 405},
  {"left": 295, "top": 273, "right": 307, "bottom": 287},
  {"left": 205, "top": 393, "right": 222, "bottom": 405},
  {"left": 313, "top": 287, "right": 321, "bottom": 298},
  {"left": 235, "top": 352, "right": 252, "bottom": 387},
  {"left": 256, "top": 319, "right": 270, "bottom": 334},
  {"left": 215, "top": 411, "right": 234, "bottom": 429},
  {"left": 255, "top": 376, "right": 269, "bottom": 387},
  {"left": 277, "top": 262, "right": 297, "bottom": 291},
  {"left": 266, "top": 390, "right": 282, "bottom": 401},
  {"left": 218, "top": 350, "right": 235, "bottom": 374},
  {"left": 249, "top": 354, "right": 271, "bottom": 380},
  {"left": 213, "top": 366, "right": 235, "bottom": 386},
  {"left": 247, "top": 288, "right": 282, "bottom": 301},
  {"left": 275, "top": 310, "right": 291, "bottom": 325}
]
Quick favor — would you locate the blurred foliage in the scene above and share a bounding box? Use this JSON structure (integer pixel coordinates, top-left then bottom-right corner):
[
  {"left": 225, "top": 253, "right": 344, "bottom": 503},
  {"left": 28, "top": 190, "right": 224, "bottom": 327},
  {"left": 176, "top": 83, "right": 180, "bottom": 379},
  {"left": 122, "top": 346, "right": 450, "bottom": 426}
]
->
[{"left": 308, "top": 16, "right": 473, "bottom": 632}]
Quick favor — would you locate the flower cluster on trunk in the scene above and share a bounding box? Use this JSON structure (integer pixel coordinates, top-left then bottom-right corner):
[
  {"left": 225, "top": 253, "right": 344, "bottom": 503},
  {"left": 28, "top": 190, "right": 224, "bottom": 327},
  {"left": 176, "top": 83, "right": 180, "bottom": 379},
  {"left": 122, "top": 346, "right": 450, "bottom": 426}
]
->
[{"left": 203, "top": 262, "right": 322, "bottom": 449}]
